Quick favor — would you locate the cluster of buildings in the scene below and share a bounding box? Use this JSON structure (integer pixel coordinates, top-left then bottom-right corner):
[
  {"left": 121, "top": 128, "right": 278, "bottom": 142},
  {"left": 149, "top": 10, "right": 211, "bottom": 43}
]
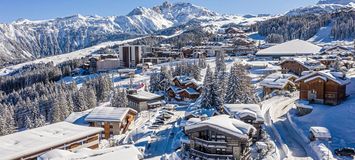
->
[
  {"left": 182, "top": 27, "right": 258, "bottom": 58},
  {"left": 167, "top": 76, "right": 202, "bottom": 101},
  {"left": 258, "top": 39, "right": 354, "bottom": 105},
  {"left": 182, "top": 103, "right": 265, "bottom": 160},
  {"left": 79, "top": 26, "right": 259, "bottom": 74}
]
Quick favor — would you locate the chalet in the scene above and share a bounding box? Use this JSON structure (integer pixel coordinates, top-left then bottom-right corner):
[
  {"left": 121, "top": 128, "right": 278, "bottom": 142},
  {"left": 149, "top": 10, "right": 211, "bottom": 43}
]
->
[
  {"left": 0, "top": 122, "right": 103, "bottom": 160},
  {"left": 320, "top": 45, "right": 353, "bottom": 57},
  {"left": 256, "top": 39, "right": 322, "bottom": 58},
  {"left": 184, "top": 115, "right": 255, "bottom": 160},
  {"left": 224, "top": 104, "right": 264, "bottom": 139},
  {"left": 280, "top": 57, "right": 326, "bottom": 76},
  {"left": 295, "top": 70, "right": 351, "bottom": 105},
  {"left": 167, "top": 76, "right": 202, "bottom": 101},
  {"left": 231, "top": 38, "right": 257, "bottom": 56},
  {"left": 260, "top": 72, "right": 298, "bottom": 96},
  {"left": 127, "top": 90, "right": 164, "bottom": 112},
  {"left": 85, "top": 107, "right": 137, "bottom": 139}
]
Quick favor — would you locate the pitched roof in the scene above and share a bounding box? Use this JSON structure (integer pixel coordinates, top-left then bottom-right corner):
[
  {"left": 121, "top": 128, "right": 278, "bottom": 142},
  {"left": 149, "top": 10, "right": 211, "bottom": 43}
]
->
[
  {"left": 280, "top": 57, "right": 326, "bottom": 70},
  {"left": 256, "top": 39, "right": 322, "bottom": 56},
  {"left": 85, "top": 107, "right": 137, "bottom": 122},
  {"left": 260, "top": 72, "right": 297, "bottom": 89},
  {"left": 185, "top": 115, "right": 255, "bottom": 140},
  {"left": 224, "top": 104, "right": 264, "bottom": 123},
  {"left": 296, "top": 70, "right": 351, "bottom": 85}
]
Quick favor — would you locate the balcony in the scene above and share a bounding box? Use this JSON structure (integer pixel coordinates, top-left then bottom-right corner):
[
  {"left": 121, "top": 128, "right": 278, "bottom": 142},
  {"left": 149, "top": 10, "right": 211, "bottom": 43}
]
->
[
  {"left": 190, "top": 148, "right": 233, "bottom": 160},
  {"left": 194, "top": 137, "right": 228, "bottom": 148}
]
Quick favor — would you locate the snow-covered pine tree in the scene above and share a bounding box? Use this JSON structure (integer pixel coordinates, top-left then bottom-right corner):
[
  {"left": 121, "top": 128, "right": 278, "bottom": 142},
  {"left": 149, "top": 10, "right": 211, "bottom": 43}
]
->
[
  {"left": 73, "top": 89, "right": 87, "bottom": 112},
  {"left": 192, "top": 63, "right": 202, "bottom": 81},
  {"left": 111, "top": 88, "right": 128, "bottom": 108},
  {"left": 0, "top": 104, "right": 15, "bottom": 135},
  {"left": 214, "top": 51, "right": 227, "bottom": 110},
  {"left": 201, "top": 65, "right": 218, "bottom": 108},
  {"left": 225, "top": 63, "right": 256, "bottom": 104},
  {"left": 24, "top": 114, "right": 34, "bottom": 129},
  {"left": 159, "top": 66, "right": 173, "bottom": 91},
  {"left": 149, "top": 71, "right": 161, "bottom": 93},
  {"left": 84, "top": 86, "right": 97, "bottom": 109}
]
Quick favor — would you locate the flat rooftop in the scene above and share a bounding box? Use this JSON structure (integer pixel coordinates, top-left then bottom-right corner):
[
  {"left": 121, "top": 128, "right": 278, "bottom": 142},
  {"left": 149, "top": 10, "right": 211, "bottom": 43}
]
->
[{"left": 0, "top": 122, "right": 103, "bottom": 160}]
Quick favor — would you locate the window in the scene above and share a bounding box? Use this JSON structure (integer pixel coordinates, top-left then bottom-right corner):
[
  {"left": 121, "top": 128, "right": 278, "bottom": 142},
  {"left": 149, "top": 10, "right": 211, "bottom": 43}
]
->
[
  {"left": 216, "top": 148, "right": 226, "bottom": 154},
  {"left": 326, "top": 93, "right": 336, "bottom": 98}
]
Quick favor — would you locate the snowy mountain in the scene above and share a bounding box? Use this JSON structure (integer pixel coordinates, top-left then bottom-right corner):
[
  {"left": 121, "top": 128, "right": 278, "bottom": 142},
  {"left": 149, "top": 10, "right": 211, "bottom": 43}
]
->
[
  {"left": 318, "top": 0, "right": 355, "bottom": 5},
  {"left": 286, "top": 0, "right": 355, "bottom": 16},
  {"left": 0, "top": 2, "right": 220, "bottom": 64}
]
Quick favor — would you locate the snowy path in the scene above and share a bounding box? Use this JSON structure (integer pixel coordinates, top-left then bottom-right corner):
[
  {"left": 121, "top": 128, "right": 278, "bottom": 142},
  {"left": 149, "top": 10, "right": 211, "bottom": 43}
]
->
[
  {"left": 144, "top": 110, "right": 185, "bottom": 159},
  {"left": 261, "top": 94, "right": 312, "bottom": 159}
]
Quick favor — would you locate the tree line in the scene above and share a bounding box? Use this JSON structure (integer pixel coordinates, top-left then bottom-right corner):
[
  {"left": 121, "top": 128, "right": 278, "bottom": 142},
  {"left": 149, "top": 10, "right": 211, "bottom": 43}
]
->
[{"left": 0, "top": 74, "right": 112, "bottom": 136}]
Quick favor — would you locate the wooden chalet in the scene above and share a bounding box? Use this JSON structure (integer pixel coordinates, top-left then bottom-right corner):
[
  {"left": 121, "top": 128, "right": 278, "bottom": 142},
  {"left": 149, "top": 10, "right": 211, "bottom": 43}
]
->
[
  {"left": 85, "top": 107, "right": 137, "bottom": 139},
  {"left": 224, "top": 104, "right": 264, "bottom": 140},
  {"left": 184, "top": 115, "right": 255, "bottom": 160},
  {"left": 127, "top": 90, "right": 164, "bottom": 112},
  {"left": 280, "top": 58, "right": 326, "bottom": 76},
  {"left": 167, "top": 76, "right": 202, "bottom": 101},
  {"left": 295, "top": 70, "right": 351, "bottom": 105},
  {"left": 260, "top": 73, "right": 298, "bottom": 96}
]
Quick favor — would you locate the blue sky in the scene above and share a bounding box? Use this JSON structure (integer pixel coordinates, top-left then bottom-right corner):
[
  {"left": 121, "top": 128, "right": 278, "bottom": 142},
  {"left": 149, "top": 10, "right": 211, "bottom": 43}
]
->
[{"left": 0, "top": 0, "right": 319, "bottom": 23}]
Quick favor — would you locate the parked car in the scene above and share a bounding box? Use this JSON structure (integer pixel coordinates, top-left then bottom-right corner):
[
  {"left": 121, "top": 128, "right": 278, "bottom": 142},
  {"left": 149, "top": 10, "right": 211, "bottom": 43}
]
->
[{"left": 335, "top": 148, "right": 355, "bottom": 157}]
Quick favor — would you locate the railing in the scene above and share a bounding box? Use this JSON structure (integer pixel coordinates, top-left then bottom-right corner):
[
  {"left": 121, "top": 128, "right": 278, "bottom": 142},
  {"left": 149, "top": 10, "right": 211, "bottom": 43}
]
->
[
  {"left": 194, "top": 137, "right": 227, "bottom": 148},
  {"left": 190, "top": 148, "right": 233, "bottom": 160}
]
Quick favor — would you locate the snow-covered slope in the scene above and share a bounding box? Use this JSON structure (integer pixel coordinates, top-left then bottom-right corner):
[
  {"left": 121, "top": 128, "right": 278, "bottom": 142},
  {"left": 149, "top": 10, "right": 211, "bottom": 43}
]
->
[
  {"left": 286, "top": 0, "right": 355, "bottom": 16},
  {"left": 0, "top": 2, "right": 219, "bottom": 63}
]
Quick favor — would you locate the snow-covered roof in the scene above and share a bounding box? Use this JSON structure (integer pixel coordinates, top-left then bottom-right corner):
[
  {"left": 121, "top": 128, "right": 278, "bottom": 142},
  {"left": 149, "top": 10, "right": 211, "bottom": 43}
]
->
[
  {"left": 85, "top": 107, "right": 137, "bottom": 122},
  {"left": 128, "top": 90, "right": 162, "bottom": 100},
  {"left": 39, "top": 145, "right": 143, "bottom": 160},
  {"left": 260, "top": 72, "right": 297, "bottom": 89},
  {"left": 173, "top": 76, "right": 198, "bottom": 85},
  {"left": 224, "top": 104, "right": 264, "bottom": 123},
  {"left": 0, "top": 122, "right": 103, "bottom": 160},
  {"left": 185, "top": 115, "right": 255, "bottom": 140},
  {"left": 65, "top": 109, "right": 92, "bottom": 125},
  {"left": 280, "top": 57, "right": 326, "bottom": 70},
  {"left": 296, "top": 70, "right": 351, "bottom": 85},
  {"left": 182, "top": 87, "right": 200, "bottom": 95},
  {"left": 256, "top": 39, "right": 322, "bottom": 56},
  {"left": 310, "top": 126, "right": 332, "bottom": 139}
]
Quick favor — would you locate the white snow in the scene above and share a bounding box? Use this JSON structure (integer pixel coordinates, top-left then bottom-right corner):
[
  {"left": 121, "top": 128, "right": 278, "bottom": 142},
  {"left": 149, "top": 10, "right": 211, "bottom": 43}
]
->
[
  {"left": 256, "top": 39, "right": 322, "bottom": 56},
  {"left": 260, "top": 72, "right": 297, "bottom": 89},
  {"left": 185, "top": 115, "right": 255, "bottom": 139},
  {"left": 85, "top": 107, "right": 137, "bottom": 122},
  {"left": 310, "top": 126, "right": 332, "bottom": 139},
  {"left": 39, "top": 145, "right": 143, "bottom": 160},
  {"left": 0, "top": 122, "right": 103, "bottom": 160},
  {"left": 291, "top": 95, "right": 355, "bottom": 150},
  {"left": 224, "top": 104, "right": 264, "bottom": 123},
  {"left": 0, "top": 36, "right": 147, "bottom": 76},
  {"left": 128, "top": 90, "right": 163, "bottom": 100},
  {"left": 296, "top": 70, "right": 351, "bottom": 86}
]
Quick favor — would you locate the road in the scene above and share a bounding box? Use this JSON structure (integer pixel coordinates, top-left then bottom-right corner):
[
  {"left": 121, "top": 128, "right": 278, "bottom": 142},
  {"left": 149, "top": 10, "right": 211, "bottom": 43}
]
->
[{"left": 261, "top": 94, "right": 313, "bottom": 160}]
